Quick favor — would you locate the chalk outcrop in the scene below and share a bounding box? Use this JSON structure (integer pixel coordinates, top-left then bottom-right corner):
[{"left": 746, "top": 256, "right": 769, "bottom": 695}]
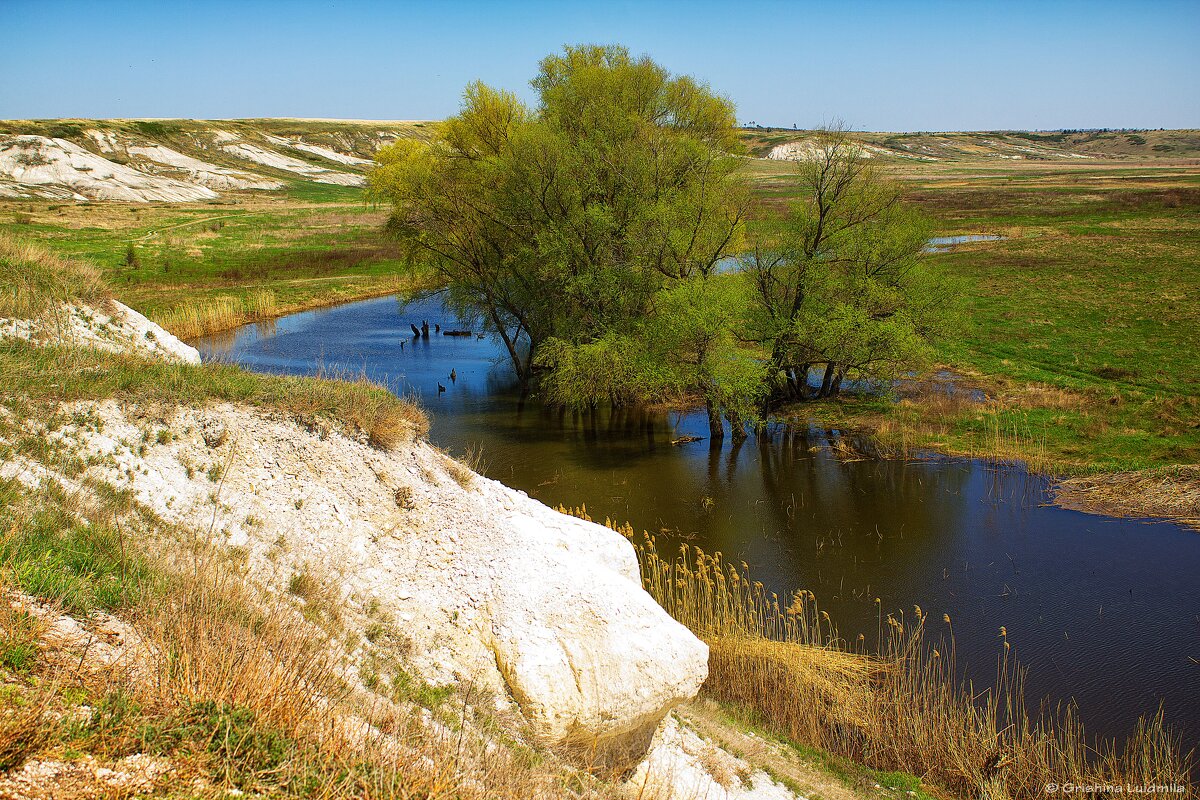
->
[
  {"left": 0, "top": 135, "right": 220, "bottom": 202},
  {"left": 2, "top": 302, "right": 706, "bottom": 772},
  {"left": 0, "top": 126, "right": 376, "bottom": 201},
  {"left": 263, "top": 133, "right": 376, "bottom": 166},
  {"left": 213, "top": 131, "right": 365, "bottom": 186},
  {"left": 42, "top": 398, "right": 706, "bottom": 770},
  {"left": 0, "top": 300, "right": 200, "bottom": 365}
]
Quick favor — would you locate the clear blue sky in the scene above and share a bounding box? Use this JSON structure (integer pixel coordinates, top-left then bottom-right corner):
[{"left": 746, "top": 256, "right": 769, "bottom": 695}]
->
[{"left": 3, "top": 0, "right": 1198, "bottom": 130}]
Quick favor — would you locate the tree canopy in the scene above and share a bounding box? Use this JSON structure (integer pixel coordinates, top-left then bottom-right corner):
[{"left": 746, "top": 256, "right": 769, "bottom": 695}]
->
[
  {"left": 370, "top": 45, "right": 747, "bottom": 392},
  {"left": 746, "top": 127, "right": 959, "bottom": 406},
  {"left": 372, "top": 51, "right": 956, "bottom": 441}
]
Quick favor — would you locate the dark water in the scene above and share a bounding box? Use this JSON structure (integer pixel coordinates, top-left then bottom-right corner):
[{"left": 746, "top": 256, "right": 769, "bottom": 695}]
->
[{"left": 197, "top": 293, "right": 1200, "bottom": 749}]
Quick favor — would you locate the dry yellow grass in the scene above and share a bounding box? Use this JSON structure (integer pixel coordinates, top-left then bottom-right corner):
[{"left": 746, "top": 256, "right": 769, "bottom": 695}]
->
[
  {"left": 0, "top": 481, "right": 625, "bottom": 799},
  {"left": 1055, "top": 466, "right": 1200, "bottom": 530},
  {"left": 0, "top": 233, "right": 109, "bottom": 319},
  {"left": 156, "top": 289, "right": 279, "bottom": 341}
]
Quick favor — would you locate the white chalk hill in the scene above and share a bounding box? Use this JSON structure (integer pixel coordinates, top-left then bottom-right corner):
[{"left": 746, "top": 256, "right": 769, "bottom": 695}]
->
[{"left": 0, "top": 124, "right": 390, "bottom": 202}]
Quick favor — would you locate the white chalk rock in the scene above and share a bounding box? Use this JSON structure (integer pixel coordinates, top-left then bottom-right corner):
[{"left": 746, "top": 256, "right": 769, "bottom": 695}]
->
[
  {"left": 484, "top": 509, "right": 709, "bottom": 769},
  {"left": 627, "top": 715, "right": 804, "bottom": 800},
  {"left": 18, "top": 396, "right": 706, "bottom": 773},
  {"left": 0, "top": 300, "right": 200, "bottom": 365},
  {"left": 0, "top": 135, "right": 219, "bottom": 202}
]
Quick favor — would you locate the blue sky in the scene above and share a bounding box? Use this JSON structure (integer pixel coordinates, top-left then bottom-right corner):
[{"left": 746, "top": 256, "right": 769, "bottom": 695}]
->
[{"left": 3, "top": 0, "right": 1198, "bottom": 130}]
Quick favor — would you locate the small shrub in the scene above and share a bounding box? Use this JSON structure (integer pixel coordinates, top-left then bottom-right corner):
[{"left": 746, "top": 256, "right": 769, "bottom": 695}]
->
[
  {"left": 12, "top": 151, "right": 51, "bottom": 168},
  {"left": 123, "top": 243, "right": 140, "bottom": 270},
  {"left": 394, "top": 486, "right": 414, "bottom": 509}
]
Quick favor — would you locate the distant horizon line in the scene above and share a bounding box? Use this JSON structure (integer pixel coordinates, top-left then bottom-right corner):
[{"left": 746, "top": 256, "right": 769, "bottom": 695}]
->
[{"left": 1, "top": 117, "right": 1196, "bottom": 135}]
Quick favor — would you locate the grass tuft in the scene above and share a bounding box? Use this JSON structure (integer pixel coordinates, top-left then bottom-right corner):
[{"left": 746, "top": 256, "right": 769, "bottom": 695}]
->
[{"left": 0, "top": 341, "right": 428, "bottom": 449}]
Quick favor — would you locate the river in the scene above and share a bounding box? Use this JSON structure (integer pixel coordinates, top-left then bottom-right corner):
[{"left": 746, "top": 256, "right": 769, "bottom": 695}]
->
[{"left": 196, "top": 292, "right": 1200, "bottom": 749}]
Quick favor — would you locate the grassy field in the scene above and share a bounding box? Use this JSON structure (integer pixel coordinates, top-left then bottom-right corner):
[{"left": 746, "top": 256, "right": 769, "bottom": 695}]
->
[
  {"left": 0, "top": 185, "right": 432, "bottom": 338},
  {"left": 1, "top": 118, "right": 439, "bottom": 337},
  {"left": 743, "top": 153, "right": 1200, "bottom": 504}
]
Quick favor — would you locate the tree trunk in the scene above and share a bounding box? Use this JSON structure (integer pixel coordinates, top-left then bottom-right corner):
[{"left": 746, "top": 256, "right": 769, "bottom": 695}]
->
[
  {"left": 796, "top": 364, "right": 813, "bottom": 400},
  {"left": 818, "top": 362, "right": 836, "bottom": 398},
  {"left": 706, "top": 398, "right": 725, "bottom": 443},
  {"left": 830, "top": 367, "right": 845, "bottom": 397},
  {"left": 726, "top": 411, "right": 748, "bottom": 443},
  {"left": 490, "top": 312, "right": 526, "bottom": 386}
]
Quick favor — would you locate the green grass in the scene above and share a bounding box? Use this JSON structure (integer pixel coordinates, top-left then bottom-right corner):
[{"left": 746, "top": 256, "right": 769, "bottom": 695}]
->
[
  {"left": 748, "top": 157, "right": 1200, "bottom": 474},
  {"left": 0, "top": 478, "right": 161, "bottom": 615},
  {"left": 0, "top": 341, "right": 427, "bottom": 449},
  {"left": 0, "top": 183, "right": 423, "bottom": 338}
]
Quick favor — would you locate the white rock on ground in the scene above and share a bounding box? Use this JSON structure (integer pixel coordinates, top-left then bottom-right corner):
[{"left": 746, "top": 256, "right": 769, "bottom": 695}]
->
[
  {"left": 84, "top": 129, "right": 287, "bottom": 191},
  {"left": 627, "top": 716, "right": 805, "bottom": 800},
  {"left": 35, "top": 397, "right": 706, "bottom": 770},
  {"left": 2, "top": 302, "right": 714, "bottom": 776},
  {"left": 263, "top": 134, "right": 376, "bottom": 166},
  {"left": 0, "top": 135, "right": 219, "bottom": 202},
  {"left": 766, "top": 140, "right": 876, "bottom": 162},
  {"left": 124, "top": 142, "right": 285, "bottom": 190},
  {"left": 0, "top": 300, "right": 200, "bottom": 365}
]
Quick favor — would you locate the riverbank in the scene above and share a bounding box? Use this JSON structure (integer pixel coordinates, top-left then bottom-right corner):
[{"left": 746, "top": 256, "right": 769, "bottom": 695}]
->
[
  {"left": 6, "top": 238, "right": 1195, "bottom": 799},
  {"left": 790, "top": 370, "right": 1200, "bottom": 530},
  {"left": 0, "top": 185, "right": 436, "bottom": 341},
  {"left": 5, "top": 152, "right": 1196, "bottom": 487},
  {"left": 4, "top": 236, "right": 855, "bottom": 799},
  {"left": 560, "top": 507, "right": 1194, "bottom": 798},
  {"left": 739, "top": 154, "right": 1200, "bottom": 528}
]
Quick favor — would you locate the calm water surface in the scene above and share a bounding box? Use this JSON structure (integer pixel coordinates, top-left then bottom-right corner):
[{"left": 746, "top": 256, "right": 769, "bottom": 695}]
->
[{"left": 197, "top": 294, "right": 1200, "bottom": 748}]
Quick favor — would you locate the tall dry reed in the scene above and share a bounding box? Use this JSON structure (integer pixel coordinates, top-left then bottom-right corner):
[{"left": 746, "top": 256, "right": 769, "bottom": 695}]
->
[{"left": 156, "top": 289, "right": 278, "bottom": 340}]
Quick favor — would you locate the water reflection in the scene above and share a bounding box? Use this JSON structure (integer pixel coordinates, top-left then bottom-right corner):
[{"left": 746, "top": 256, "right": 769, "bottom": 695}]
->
[{"left": 196, "top": 293, "right": 1200, "bottom": 747}]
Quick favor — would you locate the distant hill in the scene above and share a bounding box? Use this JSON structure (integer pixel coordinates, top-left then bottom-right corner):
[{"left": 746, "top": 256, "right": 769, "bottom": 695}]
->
[
  {"left": 2, "top": 119, "right": 1197, "bottom": 203},
  {"left": 738, "top": 127, "right": 1200, "bottom": 162},
  {"left": 0, "top": 119, "right": 430, "bottom": 202}
]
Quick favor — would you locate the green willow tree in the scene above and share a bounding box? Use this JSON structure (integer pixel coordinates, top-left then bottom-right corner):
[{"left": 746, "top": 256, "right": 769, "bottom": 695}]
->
[
  {"left": 747, "top": 127, "right": 958, "bottom": 407},
  {"left": 370, "top": 45, "right": 748, "bottom": 402},
  {"left": 537, "top": 274, "right": 767, "bottom": 441}
]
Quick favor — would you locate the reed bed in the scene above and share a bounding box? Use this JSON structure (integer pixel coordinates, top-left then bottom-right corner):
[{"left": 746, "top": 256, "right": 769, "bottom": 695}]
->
[
  {"left": 1055, "top": 466, "right": 1200, "bottom": 530},
  {"left": 156, "top": 289, "right": 279, "bottom": 340},
  {"left": 559, "top": 506, "right": 1195, "bottom": 799}
]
